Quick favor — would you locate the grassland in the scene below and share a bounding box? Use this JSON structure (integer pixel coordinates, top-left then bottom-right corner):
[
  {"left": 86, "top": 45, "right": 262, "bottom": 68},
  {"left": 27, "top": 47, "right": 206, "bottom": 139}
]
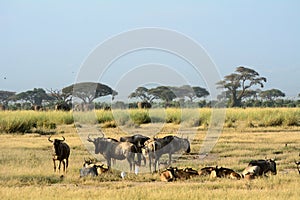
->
[{"left": 0, "top": 108, "right": 300, "bottom": 199}]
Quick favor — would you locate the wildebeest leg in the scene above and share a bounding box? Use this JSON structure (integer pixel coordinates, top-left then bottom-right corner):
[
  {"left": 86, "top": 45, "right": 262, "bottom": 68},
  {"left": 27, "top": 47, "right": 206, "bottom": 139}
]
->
[
  {"left": 128, "top": 155, "right": 135, "bottom": 172},
  {"left": 62, "top": 160, "right": 66, "bottom": 172},
  {"left": 143, "top": 155, "right": 146, "bottom": 166},
  {"left": 53, "top": 159, "right": 56, "bottom": 172},
  {"left": 168, "top": 153, "right": 172, "bottom": 165},
  {"left": 136, "top": 153, "right": 142, "bottom": 166},
  {"left": 154, "top": 157, "right": 159, "bottom": 172},
  {"left": 66, "top": 158, "right": 69, "bottom": 172},
  {"left": 149, "top": 155, "right": 152, "bottom": 173},
  {"left": 58, "top": 160, "right": 62, "bottom": 171},
  {"left": 107, "top": 158, "right": 112, "bottom": 168}
]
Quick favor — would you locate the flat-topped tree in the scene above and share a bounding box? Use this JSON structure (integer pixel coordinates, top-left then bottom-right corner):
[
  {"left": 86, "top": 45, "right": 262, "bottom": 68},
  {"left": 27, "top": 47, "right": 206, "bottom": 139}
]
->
[
  {"left": 62, "top": 82, "right": 117, "bottom": 104},
  {"left": 128, "top": 86, "right": 156, "bottom": 103},
  {"left": 173, "top": 85, "right": 209, "bottom": 102},
  {"left": 217, "top": 66, "right": 267, "bottom": 107},
  {"left": 0, "top": 90, "right": 15, "bottom": 104},
  {"left": 259, "top": 89, "right": 285, "bottom": 101},
  {"left": 13, "top": 88, "right": 53, "bottom": 107}
]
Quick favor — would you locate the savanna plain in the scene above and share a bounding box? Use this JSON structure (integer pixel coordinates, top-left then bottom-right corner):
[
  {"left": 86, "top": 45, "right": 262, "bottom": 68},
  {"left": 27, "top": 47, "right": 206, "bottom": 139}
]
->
[{"left": 0, "top": 108, "right": 299, "bottom": 200}]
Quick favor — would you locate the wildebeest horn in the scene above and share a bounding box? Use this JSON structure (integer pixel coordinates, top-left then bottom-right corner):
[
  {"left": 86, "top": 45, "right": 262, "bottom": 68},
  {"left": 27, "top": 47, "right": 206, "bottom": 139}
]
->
[
  {"left": 48, "top": 136, "right": 53, "bottom": 143},
  {"left": 62, "top": 136, "right": 65, "bottom": 141},
  {"left": 87, "top": 134, "right": 94, "bottom": 142},
  {"left": 99, "top": 131, "right": 105, "bottom": 138}
]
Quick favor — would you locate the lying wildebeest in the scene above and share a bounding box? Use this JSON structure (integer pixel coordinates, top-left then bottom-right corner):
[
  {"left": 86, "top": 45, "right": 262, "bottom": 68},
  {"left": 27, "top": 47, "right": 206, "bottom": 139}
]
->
[
  {"left": 247, "top": 158, "right": 277, "bottom": 176},
  {"left": 210, "top": 166, "right": 241, "bottom": 179},
  {"left": 87, "top": 134, "right": 138, "bottom": 171},
  {"left": 160, "top": 166, "right": 199, "bottom": 182},
  {"left": 83, "top": 158, "right": 110, "bottom": 174},
  {"left": 242, "top": 165, "right": 261, "bottom": 179},
  {"left": 48, "top": 136, "right": 70, "bottom": 173},
  {"left": 120, "top": 134, "right": 150, "bottom": 166},
  {"left": 295, "top": 160, "right": 300, "bottom": 174},
  {"left": 142, "top": 135, "right": 191, "bottom": 173},
  {"left": 80, "top": 164, "right": 98, "bottom": 177},
  {"left": 80, "top": 158, "right": 109, "bottom": 177},
  {"left": 198, "top": 166, "right": 216, "bottom": 176}
]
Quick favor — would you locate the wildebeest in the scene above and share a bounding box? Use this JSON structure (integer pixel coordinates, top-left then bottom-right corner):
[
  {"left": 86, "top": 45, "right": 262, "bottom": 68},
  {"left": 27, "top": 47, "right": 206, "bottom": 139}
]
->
[
  {"left": 48, "top": 136, "right": 70, "bottom": 173},
  {"left": 120, "top": 134, "right": 150, "bottom": 166},
  {"left": 80, "top": 164, "right": 98, "bottom": 177},
  {"left": 247, "top": 159, "right": 277, "bottom": 176},
  {"left": 87, "top": 134, "right": 138, "bottom": 171},
  {"left": 198, "top": 166, "right": 216, "bottom": 176},
  {"left": 80, "top": 158, "right": 109, "bottom": 177},
  {"left": 142, "top": 135, "right": 190, "bottom": 173},
  {"left": 160, "top": 166, "right": 199, "bottom": 182},
  {"left": 210, "top": 166, "right": 241, "bottom": 179},
  {"left": 242, "top": 165, "right": 261, "bottom": 179}
]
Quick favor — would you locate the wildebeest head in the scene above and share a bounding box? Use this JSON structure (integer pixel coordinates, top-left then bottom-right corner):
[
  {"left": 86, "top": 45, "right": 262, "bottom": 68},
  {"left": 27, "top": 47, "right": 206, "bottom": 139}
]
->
[
  {"left": 180, "top": 138, "right": 191, "bottom": 153},
  {"left": 48, "top": 136, "right": 65, "bottom": 157},
  {"left": 267, "top": 159, "right": 277, "bottom": 175},
  {"left": 87, "top": 135, "right": 109, "bottom": 154}
]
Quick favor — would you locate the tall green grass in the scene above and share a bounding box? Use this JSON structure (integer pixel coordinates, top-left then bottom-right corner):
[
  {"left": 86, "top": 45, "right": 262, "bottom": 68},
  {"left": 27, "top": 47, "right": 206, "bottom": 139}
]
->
[
  {"left": 0, "top": 111, "right": 73, "bottom": 134},
  {"left": 0, "top": 108, "right": 299, "bottom": 134}
]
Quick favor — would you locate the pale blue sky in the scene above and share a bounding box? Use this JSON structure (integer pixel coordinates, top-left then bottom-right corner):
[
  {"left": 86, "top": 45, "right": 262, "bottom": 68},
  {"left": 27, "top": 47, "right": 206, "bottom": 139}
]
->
[{"left": 1, "top": 0, "right": 299, "bottom": 98}]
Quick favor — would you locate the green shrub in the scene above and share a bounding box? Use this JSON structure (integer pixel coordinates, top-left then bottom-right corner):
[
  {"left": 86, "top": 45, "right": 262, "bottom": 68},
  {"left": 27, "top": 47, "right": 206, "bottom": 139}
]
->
[{"left": 130, "top": 111, "right": 151, "bottom": 124}]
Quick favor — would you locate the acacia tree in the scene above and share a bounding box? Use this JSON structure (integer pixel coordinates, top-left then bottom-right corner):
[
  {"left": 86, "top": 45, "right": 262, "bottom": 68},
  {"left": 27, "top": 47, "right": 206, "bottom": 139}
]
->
[
  {"left": 12, "top": 88, "right": 53, "bottom": 106},
  {"left": 148, "top": 86, "right": 176, "bottom": 107},
  {"left": 259, "top": 89, "right": 285, "bottom": 101},
  {"left": 62, "top": 82, "right": 117, "bottom": 104},
  {"left": 217, "top": 66, "right": 267, "bottom": 107},
  {"left": 0, "top": 90, "right": 15, "bottom": 104},
  {"left": 128, "top": 87, "right": 157, "bottom": 103},
  {"left": 172, "top": 85, "right": 209, "bottom": 102}
]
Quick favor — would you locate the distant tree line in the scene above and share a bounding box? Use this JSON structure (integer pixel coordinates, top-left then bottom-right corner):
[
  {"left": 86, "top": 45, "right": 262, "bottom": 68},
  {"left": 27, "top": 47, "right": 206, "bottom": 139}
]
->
[{"left": 0, "top": 66, "right": 300, "bottom": 110}]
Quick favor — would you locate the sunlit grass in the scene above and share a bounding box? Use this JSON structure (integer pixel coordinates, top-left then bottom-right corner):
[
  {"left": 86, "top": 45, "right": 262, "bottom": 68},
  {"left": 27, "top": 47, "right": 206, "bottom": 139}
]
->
[{"left": 1, "top": 122, "right": 300, "bottom": 199}]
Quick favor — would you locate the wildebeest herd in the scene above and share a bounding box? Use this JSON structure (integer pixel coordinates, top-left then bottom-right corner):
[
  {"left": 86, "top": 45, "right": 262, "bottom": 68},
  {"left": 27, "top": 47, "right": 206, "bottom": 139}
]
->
[{"left": 48, "top": 134, "right": 299, "bottom": 181}]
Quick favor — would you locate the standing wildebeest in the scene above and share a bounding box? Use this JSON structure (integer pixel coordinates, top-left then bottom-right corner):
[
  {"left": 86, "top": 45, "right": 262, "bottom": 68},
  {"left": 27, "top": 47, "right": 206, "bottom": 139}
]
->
[
  {"left": 120, "top": 134, "right": 150, "bottom": 166},
  {"left": 48, "top": 136, "right": 70, "bottom": 173},
  {"left": 142, "top": 135, "right": 191, "bottom": 173},
  {"left": 247, "top": 158, "right": 277, "bottom": 176},
  {"left": 87, "top": 134, "right": 138, "bottom": 171}
]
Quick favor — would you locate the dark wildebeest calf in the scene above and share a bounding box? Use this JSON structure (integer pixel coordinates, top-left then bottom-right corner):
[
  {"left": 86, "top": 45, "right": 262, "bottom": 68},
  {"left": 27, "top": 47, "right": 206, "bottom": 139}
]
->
[{"left": 48, "top": 136, "right": 70, "bottom": 173}]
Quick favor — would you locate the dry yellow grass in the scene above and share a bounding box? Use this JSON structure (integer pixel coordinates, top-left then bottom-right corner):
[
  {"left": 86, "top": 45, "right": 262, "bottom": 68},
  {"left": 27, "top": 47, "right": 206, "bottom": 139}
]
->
[{"left": 0, "top": 122, "right": 300, "bottom": 199}]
